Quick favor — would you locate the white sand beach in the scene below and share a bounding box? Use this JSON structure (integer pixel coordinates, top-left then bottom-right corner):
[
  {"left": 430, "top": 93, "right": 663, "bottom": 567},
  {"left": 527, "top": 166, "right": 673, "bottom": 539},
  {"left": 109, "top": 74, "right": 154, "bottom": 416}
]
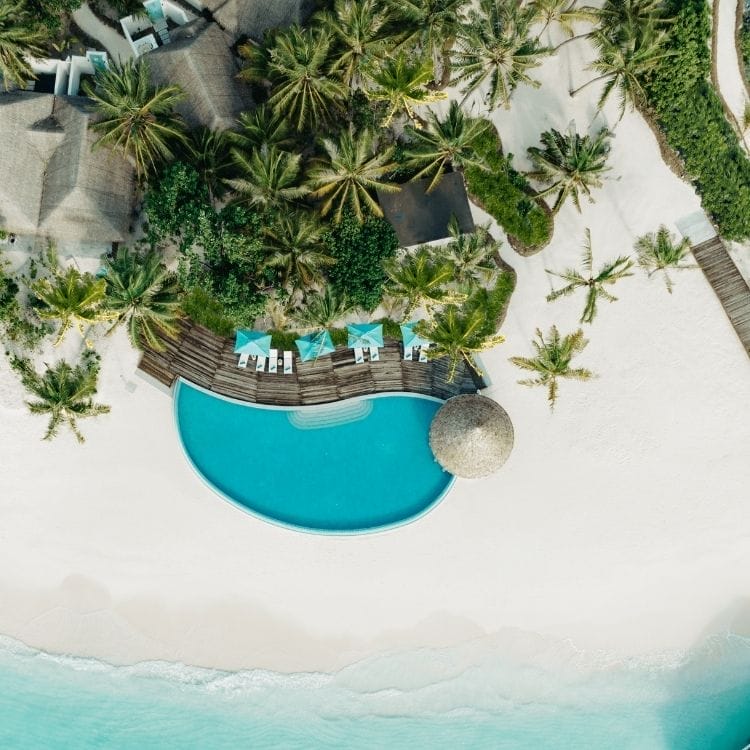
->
[{"left": 1, "top": 27, "right": 750, "bottom": 676}]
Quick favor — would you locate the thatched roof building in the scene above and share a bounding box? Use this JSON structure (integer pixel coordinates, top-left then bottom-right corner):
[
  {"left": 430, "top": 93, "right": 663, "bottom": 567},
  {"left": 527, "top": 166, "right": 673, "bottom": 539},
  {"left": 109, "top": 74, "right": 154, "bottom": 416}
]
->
[
  {"left": 429, "top": 394, "right": 514, "bottom": 479},
  {"left": 147, "top": 18, "right": 252, "bottom": 131},
  {"left": 0, "top": 92, "right": 135, "bottom": 243},
  {"left": 202, "top": 0, "right": 314, "bottom": 41},
  {"left": 377, "top": 173, "right": 475, "bottom": 247}
]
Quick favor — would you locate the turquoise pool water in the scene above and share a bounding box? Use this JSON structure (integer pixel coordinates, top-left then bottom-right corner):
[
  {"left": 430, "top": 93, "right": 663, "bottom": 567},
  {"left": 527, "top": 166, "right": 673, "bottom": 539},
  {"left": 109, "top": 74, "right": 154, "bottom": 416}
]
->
[
  {"left": 3, "top": 633, "right": 750, "bottom": 749},
  {"left": 174, "top": 381, "right": 453, "bottom": 532}
]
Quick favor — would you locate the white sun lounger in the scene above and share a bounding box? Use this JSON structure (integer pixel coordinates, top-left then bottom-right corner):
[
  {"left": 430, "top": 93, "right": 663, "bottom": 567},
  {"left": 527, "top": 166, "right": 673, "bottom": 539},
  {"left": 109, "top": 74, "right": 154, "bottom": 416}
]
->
[
  {"left": 237, "top": 352, "right": 250, "bottom": 368},
  {"left": 419, "top": 344, "right": 430, "bottom": 363},
  {"left": 283, "top": 350, "right": 293, "bottom": 374},
  {"left": 256, "top": 355, "right": 266, "bottom": 372},
  {"left": 403, "top": 346, "right": 413, "bottom": 361},
  {"left": 268, "top": 348, "right": 278, "bottom": 374},
  {"left": 369, "top": 346, "right": 380, "bottom": 362},
  {"left": 354, "top": 347, "right": 365, "bottom": 364}
]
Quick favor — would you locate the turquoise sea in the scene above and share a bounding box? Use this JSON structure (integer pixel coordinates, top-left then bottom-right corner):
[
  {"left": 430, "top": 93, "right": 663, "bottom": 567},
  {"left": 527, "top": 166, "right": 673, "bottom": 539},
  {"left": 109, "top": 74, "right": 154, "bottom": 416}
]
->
[{"left": 2, "top": 633, "right": 750, "bottom": 749}]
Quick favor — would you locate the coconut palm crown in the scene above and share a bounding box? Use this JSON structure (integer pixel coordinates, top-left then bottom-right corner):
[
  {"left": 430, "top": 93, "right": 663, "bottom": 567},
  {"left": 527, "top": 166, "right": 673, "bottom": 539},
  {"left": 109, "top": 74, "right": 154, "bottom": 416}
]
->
[
  {"left": 527, "top": 125, "right": 612, "bottom": 213},
  {"left": 103, "top": 247, "right": 182, "bottom": 351},
  {"left": 84, "top": 59, "right": 187, "bottom": 179},
  {"left": 403, "top": 101, "right": 492, "bottom": 192},
  {"left": 510, "top": 325, "right": 594, "bottom": 409},
  {"left": 0, "top": 1, "right": 47, "bottom": 90},
  {"left": 634, "top": 225, "right": 696, "bottom": 293},
  {"left": 10, "top": 352, "right": 110, "bottom": 443},
  {"left": 546, "top": 228, "right": 634, "bottom": 323},
  {"left": 440, "top": 216, "right": 498, "bottom": 288}
]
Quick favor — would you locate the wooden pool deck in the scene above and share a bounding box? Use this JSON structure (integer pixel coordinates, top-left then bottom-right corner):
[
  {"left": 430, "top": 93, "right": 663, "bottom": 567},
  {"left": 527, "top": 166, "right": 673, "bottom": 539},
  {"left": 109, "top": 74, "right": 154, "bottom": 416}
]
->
[{"left": 137, "top": 319, "right": 484, "bottom": 405}]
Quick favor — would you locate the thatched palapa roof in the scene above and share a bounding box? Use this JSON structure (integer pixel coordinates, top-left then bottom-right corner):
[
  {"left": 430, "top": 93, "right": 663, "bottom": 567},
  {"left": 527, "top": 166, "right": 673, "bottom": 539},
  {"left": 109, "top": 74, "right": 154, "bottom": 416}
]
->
[
  {"left": 202, "top": 0, "right": 314, "bottom": 41},
  {"left": 0, "top": 92, "right": 135, "bottom": 243},
  {"left": 377, "top": 173, "right": 475, "bottom": 247},
  {"left": 429, "top": 394, "right": 514, "bottom": 479},
  {"left": 147, "top": 18, "right": 252, "bottom": 132}
]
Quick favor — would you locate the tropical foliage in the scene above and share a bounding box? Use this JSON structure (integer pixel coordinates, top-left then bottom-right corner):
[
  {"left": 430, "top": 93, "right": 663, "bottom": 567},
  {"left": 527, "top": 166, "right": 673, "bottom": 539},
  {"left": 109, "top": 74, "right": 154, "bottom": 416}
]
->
[
  {"left": 85, "top": 59, "right": 187, "bottom": 179},
  {"left": 0, "top": 1, "right": 47, "bottom": 90},
  {"left": 10, "top": 351, "right": 110, "bottom": 443},
  {"left": 510, "top": 326, "right": 594, "bottom": 409},
  {"left": 103, "top": 247, "right": 182, "bottom": 350},
  {"left": 526, "top": 126, "right": 611, "bottom": 213},
  {"left": 634, "top": 225, "right": 695, "bottom": 293},
  {"left": 546, "top": 228, "right": 634, "bottom": 323},
  {"left": 439, "top": 217, "right": 498, "bottom": 288}
]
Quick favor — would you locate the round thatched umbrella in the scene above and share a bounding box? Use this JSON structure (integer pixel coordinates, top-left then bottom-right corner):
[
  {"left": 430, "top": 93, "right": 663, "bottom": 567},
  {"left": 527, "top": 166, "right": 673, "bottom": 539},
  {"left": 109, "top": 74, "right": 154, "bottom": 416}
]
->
[{"left": 429, "top": 394, "right": 514, "bottom": 479}]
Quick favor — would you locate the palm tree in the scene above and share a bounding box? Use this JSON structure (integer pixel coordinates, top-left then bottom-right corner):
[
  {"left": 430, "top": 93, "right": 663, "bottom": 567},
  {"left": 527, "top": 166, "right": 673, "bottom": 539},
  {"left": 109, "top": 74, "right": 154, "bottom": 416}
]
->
[
  {"left": 241, "top": 25, "right": 347, "bottom": 132},
  {"left": 569, "top": 24, "right": 671, "bottom": 117},
  {"left": 32, "top": 266, "right": 113, "bottom": 346},
  {"left": 416, "top": 305, "right": 505, "bottom": 382},
  {"left": 451, "top": 0, "right": 549, "bottom": 110},
  {"left": 403, "top": 101, "right": 492, "bottom": 192},
  {"left": 261, "top": 213, "right": 336, "bottom": 295},
  {"left": 227, "top": 145, "right": 309, "bottom": 211},
  {"left": 384, "top": 247, "right": 463, "bottom": 320},
  {"left": 546, "top": 228, "right": 634, "bottom": 323},
  {"left": 307, "top": 128, "right": 399, "bottom": 223},
  {"left": 10, "top": 352, "right": 110, "bottom": 443},
  {"left": 526, "top": 125, "right": 611, "bottom": 213},
  {"left": 510, "top": 326, "right": 594, "bottom": 409},
  {"left": 364, "top": 52, "right": 447, "bottom": 127},
  {"left": 102, "top": 247, "right": 181, "bottom": 351},
  {"left": 229, "top": 104, "right": 295, "bottom": 153},
  {"left": 0, "top": 1, "right": 47, "bottom": 90},
  {"left": 292, "top": 286, "right": 354, "bottom": 329},
  {"left": 316, "top": 0, "right": 392, "bottom": 89},
  {"left": 183, "top": 127, "right": 233, "bottom": 204},
  {"left": 440, "top": 216, "right": 498, "bottom": 288},
  {"left": 530, "top": 0, "right": 596, "bottom": 41},
  {"left": 593, "top": 0, "right": 672, "bottom": 37},
  {"left": 634, "top": 225, "right": 695, "bottom": 293},
  {"left": 84, "top": 59, "right": 187, "bottom": 179},
  {"left": 385, "top": 0, "right": 468, "bottom": 85}
]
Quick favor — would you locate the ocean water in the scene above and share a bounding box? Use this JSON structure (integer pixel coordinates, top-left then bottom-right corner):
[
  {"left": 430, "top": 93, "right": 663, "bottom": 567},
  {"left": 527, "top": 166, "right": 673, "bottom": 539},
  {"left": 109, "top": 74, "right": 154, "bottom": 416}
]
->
[
  {"left": 3, "top": 632, "right": 750, "bottom": 749},
  {"left": 175, "top": 382, "right": 453, "bottom": 532}
]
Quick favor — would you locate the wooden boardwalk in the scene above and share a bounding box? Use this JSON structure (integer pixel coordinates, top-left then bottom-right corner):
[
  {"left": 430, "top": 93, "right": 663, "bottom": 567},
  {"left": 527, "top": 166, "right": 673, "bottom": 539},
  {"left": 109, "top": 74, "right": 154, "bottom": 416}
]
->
[
  {"left": 692, "top": 235, "right": 750, "bottom": 357},
  {"left": 138, "top": 319, "right": 483, "bottom": 405}
]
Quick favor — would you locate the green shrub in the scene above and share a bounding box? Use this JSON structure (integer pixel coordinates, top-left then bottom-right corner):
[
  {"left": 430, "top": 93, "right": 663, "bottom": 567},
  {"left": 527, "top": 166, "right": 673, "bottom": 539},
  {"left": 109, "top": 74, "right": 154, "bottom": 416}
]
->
[
  {"left": 330, "top": 327, "right": 349, "bottom": 346},
  {"left": 269, "top": 329, "right": 299, "bottom": 350},
  {"left": 463, "top": 269, "right": 516, "bottom": 336},
  {"left": 642, "top": 0, "right": 750, "bottom": 240},
  {"left": 0, "top": 258, "right": 48, "bottom": 351},
  {"left": 465, "top": 126, "right": 551, "bottom": 249},
  {"left": 324, "top": 213, "right": 399, "bottom": 311},
  {"left": 180, "top": 288, "right": 235, "bottom": 337},
  {"left": 375, "top": 316, "right": 402, "bottom": 339}
]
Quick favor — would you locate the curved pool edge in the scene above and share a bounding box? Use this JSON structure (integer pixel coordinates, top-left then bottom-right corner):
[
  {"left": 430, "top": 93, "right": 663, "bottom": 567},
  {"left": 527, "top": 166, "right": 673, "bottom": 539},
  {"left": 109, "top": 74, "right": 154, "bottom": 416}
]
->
[{"left": 171, "top": 378, "right": 456, "bottom": 536}]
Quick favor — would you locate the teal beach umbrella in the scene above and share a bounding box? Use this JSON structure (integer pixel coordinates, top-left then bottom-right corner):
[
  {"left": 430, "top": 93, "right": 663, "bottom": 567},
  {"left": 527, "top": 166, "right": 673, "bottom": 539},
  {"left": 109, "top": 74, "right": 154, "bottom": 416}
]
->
[
  {"left": 233, "top": 330, "right": 272, "bottom": 357},
  {"left": 346, "top": 323, "right": 384, "bottom": 348},
  {"left": 295, "top": 330, "right": 335, "bottom": 361},
  {"left": 400, "top": 322, "right": 431, "bottom": 350}
]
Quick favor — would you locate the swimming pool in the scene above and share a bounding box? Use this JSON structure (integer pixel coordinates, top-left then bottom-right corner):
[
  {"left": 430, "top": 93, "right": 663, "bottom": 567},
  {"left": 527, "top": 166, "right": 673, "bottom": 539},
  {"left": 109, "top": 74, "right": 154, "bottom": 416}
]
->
[{"left": 174, "top": 380, "right": 454, "bottom": 533}]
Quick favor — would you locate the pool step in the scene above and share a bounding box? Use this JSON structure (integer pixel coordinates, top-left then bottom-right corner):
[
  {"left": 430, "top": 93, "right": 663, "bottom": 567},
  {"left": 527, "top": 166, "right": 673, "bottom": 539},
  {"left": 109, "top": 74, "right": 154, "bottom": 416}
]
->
[{"left": 287, "top": 399, "right": 373, "bottom": 430}]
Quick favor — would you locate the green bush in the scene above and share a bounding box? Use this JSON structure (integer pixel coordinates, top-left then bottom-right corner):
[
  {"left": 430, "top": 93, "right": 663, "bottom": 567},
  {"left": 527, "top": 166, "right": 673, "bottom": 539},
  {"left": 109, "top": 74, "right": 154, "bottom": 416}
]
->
[
  {"left": 465, "top": 126, "right": 551, "bottom": 249},
  {"left": 463, "top": 269, "right": 516, "bottom": 336},
  {"left": 0, "top": 259, "right": 48, "bottom": 351},
  {"left": 180, "top": 288, "right": 235, "bottom": 337},
  {"left": 375, "top": 317, "right": 402, "bottom": 339},
  {"left": 268, "top": 329, "right": 299, "bottom": 350},
  {"left": 642, "top": 0, "right": 750, "bottom": 240},
  {"left": 324, "top": 213, "right": 399, "bottom": 311}
]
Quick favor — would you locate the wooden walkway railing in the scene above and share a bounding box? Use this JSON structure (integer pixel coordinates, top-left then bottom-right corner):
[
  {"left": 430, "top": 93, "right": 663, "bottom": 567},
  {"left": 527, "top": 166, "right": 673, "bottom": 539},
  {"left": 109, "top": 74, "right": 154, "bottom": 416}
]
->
[
  {"left": 138, "top": 319, "right": 484, "bottom": 405},
  {"left": 692, "top": 235, "right": 750, "bottom": 357}
]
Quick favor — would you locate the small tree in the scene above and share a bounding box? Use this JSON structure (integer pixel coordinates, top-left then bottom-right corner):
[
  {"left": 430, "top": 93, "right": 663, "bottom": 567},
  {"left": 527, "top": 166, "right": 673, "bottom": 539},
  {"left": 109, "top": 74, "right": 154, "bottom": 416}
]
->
[
  {"left": 10, "top": 351, "right": 110, "bottom": 443},
  {"left": 510, "top": 326, "right": 594, "bottom": 409},
  {"left": 546, "top": 228, "right": 633, "bottom": 323},
  {"left": 634, "top": 225, "right": 696, "bottom": 293},
  {"left": 440, "top": 216, "right": 498, "bottom": 288},
  {"left": 292, "top": 286, "right": 354, "bottom": 330}
]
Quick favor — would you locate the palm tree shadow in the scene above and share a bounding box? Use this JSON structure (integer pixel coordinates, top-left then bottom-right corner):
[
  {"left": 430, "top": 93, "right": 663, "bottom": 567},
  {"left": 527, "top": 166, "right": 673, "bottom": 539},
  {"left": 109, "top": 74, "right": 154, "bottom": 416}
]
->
[{"left": 658, "top": 599, "right": 750, "bottom": 749}]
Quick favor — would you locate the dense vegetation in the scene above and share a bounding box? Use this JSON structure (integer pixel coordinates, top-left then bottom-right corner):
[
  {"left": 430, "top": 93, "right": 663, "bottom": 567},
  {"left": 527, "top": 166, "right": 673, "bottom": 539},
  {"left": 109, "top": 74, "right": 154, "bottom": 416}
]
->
[{"left": 641, "top": 0, "right": 750, "bottom": 240}]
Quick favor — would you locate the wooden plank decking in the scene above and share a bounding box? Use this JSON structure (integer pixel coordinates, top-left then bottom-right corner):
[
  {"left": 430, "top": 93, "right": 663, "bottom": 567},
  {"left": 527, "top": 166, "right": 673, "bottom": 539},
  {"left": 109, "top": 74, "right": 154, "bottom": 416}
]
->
[
  {"left": 138, "top": 319, "right": 483, "bottom": 405},
  {"left": 691, "top": 235, "right": 750, "bottom": 357}
]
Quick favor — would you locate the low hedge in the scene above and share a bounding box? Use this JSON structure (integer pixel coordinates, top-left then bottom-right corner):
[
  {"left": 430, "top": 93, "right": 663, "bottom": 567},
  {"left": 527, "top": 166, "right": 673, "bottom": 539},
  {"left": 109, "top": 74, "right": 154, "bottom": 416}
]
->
[
  {"left": 465, "top": 126, "right": 552, "bottom": 251},
  {"left": 642, "top": 0, "right": 750, "bottom": 240}
]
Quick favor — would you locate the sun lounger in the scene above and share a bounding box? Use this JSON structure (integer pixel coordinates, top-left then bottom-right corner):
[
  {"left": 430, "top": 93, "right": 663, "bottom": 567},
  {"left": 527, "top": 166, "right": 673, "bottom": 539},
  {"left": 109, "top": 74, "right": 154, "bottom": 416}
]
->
[
  {"left": 268, "top": 348, "right": 278, "bottom": 374},
  {"left": 369, "top": 346, "right": 380, "bottom": 362},
  {"left": 256, "top": 355, "right": 266, "bottom": 372},
  {"left": 403, "top": 346, "right": 413, "bottom": 361},
  {"left": 419, "top": 344, "right": 430, "bottom": 363},
  {"left": 354, "top": 347, "right": 365, "bottom": 364},
  {"left": 237, "top": 352, "right": 250, "bottom": 369},
  {"left": 283, "top": 350, "right": 293, "bottom": 374}
]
